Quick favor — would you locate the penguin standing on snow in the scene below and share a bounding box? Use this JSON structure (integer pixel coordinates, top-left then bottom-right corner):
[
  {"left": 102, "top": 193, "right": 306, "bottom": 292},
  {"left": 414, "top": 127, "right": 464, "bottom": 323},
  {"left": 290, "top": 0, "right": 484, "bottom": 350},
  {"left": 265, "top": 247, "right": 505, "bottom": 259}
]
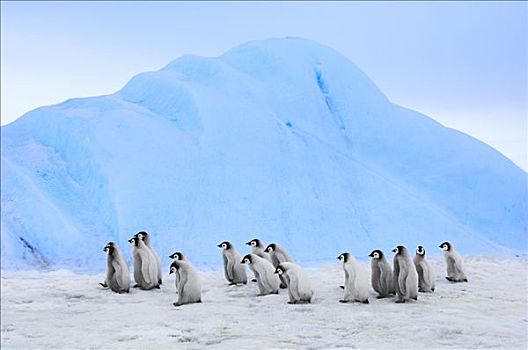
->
[
  {"left": 136, "top": 231, "right": 162, "bottom": 285},
  {"left": 368, "top": 249, "right": 396, "bottom": 298},
  {"left": 129, "top": 235, "right": 159, "bottom": 290},
  {"left": 169, "top": 260, "right": 202, "bottom": 306},
  {"left": 392, "top": 245, "right": 418, "bottom": 303},
  {"left": 414, "top": 245, "right": 435, "bottom": 292},
  {"left": 265, "top": 243, "right": 293, "bottom": 289},
  {"left": 275, "top": 262, "right": 313, "bottom": 304},
  {"left": 337, "top": 253, "right": 369, "bottom": 304},
  {"left": 100, "top": 242, "right": 130, "bottom": 293},
  {"left": 218, "top": 241, "right": 247, "bottom": 285},
  {"left": 439, "top": 241, "right": 468, "bottom": 282},
  {"left": 241, "top": 253, "right": 280, "bottom": 296}
]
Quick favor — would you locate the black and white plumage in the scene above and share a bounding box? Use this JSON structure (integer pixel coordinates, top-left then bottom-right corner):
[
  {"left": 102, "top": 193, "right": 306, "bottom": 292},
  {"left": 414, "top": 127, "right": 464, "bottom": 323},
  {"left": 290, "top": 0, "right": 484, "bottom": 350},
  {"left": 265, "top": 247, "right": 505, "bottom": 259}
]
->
[
  {"left": 275, "top": 262, "right": 313, "bottom": 304},
  {"left": 218, "top": 241, "right": 247, "bottom": 285},
  {"left": 392, "top": 245, "right": 418, "bottom": 303},
  {"left": 169, "top": 260, "right": 202, "bottom": 306},
  {"left": 168, "top": 251, "right": 188, "bottom": 292},
  {"left": 414, "top": 246, "right": 436, "bottom": 292},
  {"left": 128, "top": 235, "right": 159, "bottom": 290},
  {"left": 101, "top": 242, "right": 130, "bottom": 293},
  {"left": 337, "top": 253, "right": 369, "bottom": 304},
  {"left": 439, "top": 242, "right": 468, "bottom": 282},
  {"left": 245, "top": 239, "right": 272, "bottom": 262},
  {"left": 241, "top": 254, "right": 280, "bottom": 296},
  {"left": 368, "top": 249, "right": 396, "bottom": 298},
  {"left": 136, "top": 231, "right": 162, "bottom": 285},
  {"left": 265, "top": 243, "right": 293, "bottom": 289}
]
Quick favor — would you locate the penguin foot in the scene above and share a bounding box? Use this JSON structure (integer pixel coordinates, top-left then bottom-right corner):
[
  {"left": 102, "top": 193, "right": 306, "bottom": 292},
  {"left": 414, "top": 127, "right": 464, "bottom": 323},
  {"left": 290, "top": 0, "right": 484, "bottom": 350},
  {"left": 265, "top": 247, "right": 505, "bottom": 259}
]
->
[
  {"left": 251, "top": 278, "right": 257, "bottom": 282},
  {"left": 287, "top": 301, "right": 297, "bottom": 304},
  {"left": 376, "top": 295, "right": 387, "bottom": 299},
  {"left": 133, "top": 284, "right": 140, "bottom": 288},
  {"left": 280, "top": 284, "right": 287, "bottom": 289},
  {"left": 155, "top": 285, "right": 161, "bottom": 289},
  {"left": 99, "top": 282, "right": 108, "bottom": 288},
  {"left": 395, "top": 300, "right": 406, "bottom": 303},
  {"left": 445, "top": 277, "right": 454, "bottom": 282},
  {"left": 412, "top": 296, "right": 418, "bottom": 301},
  {"left": 339, "top": 285, "right": 345, "bottom": 290},
  {"left": 339, "top": 299, "right": 350, "bottom": 303},
  {"left": 173, "top": 302, "right": 181, "bottom": 307},
  {"left": 196, "top": 300, "right": 202, "bottom": 303},
  {"left": 158, "top": 280, "right": 163, "bottom": 285},
  {"left": 360, "top": 299, "right": 369, "bottom": 304},
  {"left": 431, "top": 288, "right": 435, "bottom": 292},
  {"left": 272, "top": 290, "right": 279, "bottom": 294},
  {"left": 463, "top": 279, "right": 468, "bottom": 282}
]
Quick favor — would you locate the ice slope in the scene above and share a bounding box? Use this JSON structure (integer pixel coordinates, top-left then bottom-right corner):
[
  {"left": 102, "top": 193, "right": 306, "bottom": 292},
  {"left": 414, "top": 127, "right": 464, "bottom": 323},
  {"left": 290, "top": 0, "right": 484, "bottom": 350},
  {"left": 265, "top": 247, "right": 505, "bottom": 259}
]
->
[{"left": 1, "top": 38, "right": 526, "bottom": 270}]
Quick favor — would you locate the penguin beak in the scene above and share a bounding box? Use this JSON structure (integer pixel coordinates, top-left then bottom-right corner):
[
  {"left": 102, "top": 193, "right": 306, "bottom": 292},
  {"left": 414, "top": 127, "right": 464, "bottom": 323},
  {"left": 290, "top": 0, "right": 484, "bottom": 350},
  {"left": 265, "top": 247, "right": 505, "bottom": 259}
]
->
[
  {"left": 392, "top": 248, "right": 397, "bottom": 253},
  {"left": 128, "top": 238, "right": 133, "bottom": 243},
  {"left": 245, "top": 241, "right": 251, "bottom": 245},
  {"left": 169, "top": 269, "right": 173, "bottom": 275},
  {"left": 336, "top": 256, "right": 341, "bottom": 260},
  {"left": 240, "top": 259, "right": 245, "bottom": 264},
  {"left": 217, "top": 244, "right": 222, "bottom": 248},
  {"left": 438, "top": 244, "right": 443, "bottom": 248}
]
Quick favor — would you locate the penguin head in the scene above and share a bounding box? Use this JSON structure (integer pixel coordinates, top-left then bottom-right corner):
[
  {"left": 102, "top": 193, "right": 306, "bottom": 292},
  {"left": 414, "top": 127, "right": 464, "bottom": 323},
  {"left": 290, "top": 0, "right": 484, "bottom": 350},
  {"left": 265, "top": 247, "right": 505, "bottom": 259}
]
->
[
  {"left": 246, "top": 239, "right": 261, "bottom": 248},
  {"left": 274, "top": 264, "right": 285, "bottom": 275},
  {"left": 416, "top": 245, "right": 426, "bottom": 256},
  {"left": 265, "top": 243, "right": 276, "bottom": 253},
  {"left": 241, "top": 254, "right": 253, "bottom": 265},
  {"left": 217, "top": 241, "right": 231, "bottom": 250},
  {"left": 136, "top": 231, "right": 149, "bottom": 241},
  {"left": 369, "top": 250, "right": 383, "bottom": 259},
  {"left": 392, "top": 245, "right": 406, "bottom": 255},
  {"left": 337, "top": 252, "right": 350, "bottom": 263},
  {"left": 169, "top": 252, "right": 183, "bottom": 260},
  {"left": 439, "top": 242, "right": 451, "bottom": 251},
  {"left": 128, "top": 237, "right": 139, "bottom": 247},
  {"left": 104, "top": 242, "right": 115, "bottom": 254},
  {"left": 169, "top": 261, "right": 180, "bottom": 274}
]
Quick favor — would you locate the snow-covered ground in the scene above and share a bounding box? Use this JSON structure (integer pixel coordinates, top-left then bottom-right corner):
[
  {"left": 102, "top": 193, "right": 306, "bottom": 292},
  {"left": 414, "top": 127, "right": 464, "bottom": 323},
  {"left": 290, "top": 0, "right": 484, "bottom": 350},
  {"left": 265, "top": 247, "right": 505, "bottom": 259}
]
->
[{"left": 1, "top": 256, "right": 527, "bottom": 349}]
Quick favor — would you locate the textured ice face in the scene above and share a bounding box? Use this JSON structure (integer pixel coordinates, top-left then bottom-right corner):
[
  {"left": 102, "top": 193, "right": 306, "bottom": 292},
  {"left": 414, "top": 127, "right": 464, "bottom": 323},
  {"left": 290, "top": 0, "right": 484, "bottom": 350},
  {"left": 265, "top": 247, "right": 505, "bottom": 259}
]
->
[{"left": 1, "top": 38, "right": 526, "bottom": 270}]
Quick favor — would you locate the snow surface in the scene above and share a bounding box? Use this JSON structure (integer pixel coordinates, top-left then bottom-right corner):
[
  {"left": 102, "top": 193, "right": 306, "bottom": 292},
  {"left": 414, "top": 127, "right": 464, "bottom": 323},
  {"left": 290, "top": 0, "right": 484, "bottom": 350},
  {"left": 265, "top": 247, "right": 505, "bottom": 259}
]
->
[
  {"left": 1, "top": 257, "right": 526, "bottom": 349},
  {"left": 1, "top": 37, "right": 527, "bottom": 270}
]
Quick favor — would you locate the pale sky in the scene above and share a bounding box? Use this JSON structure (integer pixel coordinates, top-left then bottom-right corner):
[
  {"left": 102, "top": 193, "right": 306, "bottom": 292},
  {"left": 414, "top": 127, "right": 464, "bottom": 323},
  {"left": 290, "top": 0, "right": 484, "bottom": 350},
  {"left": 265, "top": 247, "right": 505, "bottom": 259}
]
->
[{"left": 1, "top": 1, "right": 526, "bottom": 170}]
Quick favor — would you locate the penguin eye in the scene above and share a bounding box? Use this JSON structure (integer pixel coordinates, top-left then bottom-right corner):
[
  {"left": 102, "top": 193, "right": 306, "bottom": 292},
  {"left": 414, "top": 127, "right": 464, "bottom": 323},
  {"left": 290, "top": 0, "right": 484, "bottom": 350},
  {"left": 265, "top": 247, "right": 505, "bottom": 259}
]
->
[
  {"left": 244, "top": 258, "right": 249, "bottom": 264},
  {"left": 374, "top": 253, "right": 379, "bottom": 258},
  {"left": 222, "top": 243, "right": 227, "bottom": 249},
  {"left": 251, "top": 241, "right": 256, "bottom": 246},
  {"left": 171, "top": 267, "right": 176, "bottom": 272}
]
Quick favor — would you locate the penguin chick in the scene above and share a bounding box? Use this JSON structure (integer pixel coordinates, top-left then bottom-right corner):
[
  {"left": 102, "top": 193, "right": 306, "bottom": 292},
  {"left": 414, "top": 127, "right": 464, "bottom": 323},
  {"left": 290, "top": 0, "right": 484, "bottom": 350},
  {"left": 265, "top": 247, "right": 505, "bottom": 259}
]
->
[
  {"left": 392, "top": 245, "right": 418, "bottom": 303},
  {"left": 218, "top": 241, "right": 247, "bottom": 285},
  {"left": 337, "top": 253, "right": 369, "bottom": 304},
  {"left": 275, "top": 262, "right": 313, "bottom": 304},
  {"left": 265, "top": 243, "right": 293, "bottom": 289},
  {"left": 241, "top": 254, "right": 280, "bottom": 296},
  {"left": 439, "top": 242, "right": 468, "bottom": 282},
  {"left": 169, "top": 260, "right": 202, "bottom": 306},
  {"left": 128, "top": 235, "right": 159, "bottom": 290},
  {"left": 368, "top": 249, "right": 396, "bottom": 298},
  {"left": 136, "top": 231, "right": 162, "bottom": 285},
  {"left": 102, "top": 242, "right": 130, "bottom": 293},
  {"left": 414, "top": 246, "right": 435, "bottom": 292}
]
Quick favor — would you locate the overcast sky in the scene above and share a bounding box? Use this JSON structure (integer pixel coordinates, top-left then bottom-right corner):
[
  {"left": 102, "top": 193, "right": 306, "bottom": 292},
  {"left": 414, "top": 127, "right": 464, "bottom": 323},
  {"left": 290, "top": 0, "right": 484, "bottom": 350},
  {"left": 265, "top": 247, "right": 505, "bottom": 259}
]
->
[{"left": 1, "top": 1, "right": 526, "bottom": 169}]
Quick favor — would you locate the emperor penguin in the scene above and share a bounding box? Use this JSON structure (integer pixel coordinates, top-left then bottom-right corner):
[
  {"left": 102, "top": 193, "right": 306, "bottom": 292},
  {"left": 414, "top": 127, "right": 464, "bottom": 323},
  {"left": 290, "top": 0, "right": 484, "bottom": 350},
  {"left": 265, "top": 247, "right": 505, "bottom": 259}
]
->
[
  {"left": 439, "top": 242, "right": 468, "bottom": 282},
  {"left": 337, "top": 253, "right": 369, "bottom": 304},
  {"left": 168, "top": 251, "right": 189, "bottom": 292},
  {"left": 100, "top": 242, "right": 130, "bottom": 293},
  {"left": 275, "top": 262, "right": 313, "bottom": 304},
  {"left": 414, "top": 245, "right": 436, "bottom": 292},
  {"left": 246, "top": 239, "right": 272, "bottom": 262},
  {"left": 128, "top": 235, "right": 159, "bottom": 290},
  {"left": 368, "top": 249, "right": 396, "bottom": 298},
  {"left": 392, "top": 245, "right": 418, "bottom": 303},
  {"left": 218, "top": 241, "right": 247, "bottom": 285},
  {"left": 136, "top": 231, "right": 162, "bottom": 285},
  {"left": 265, "top": 243, "right": 293, "bottom": 289},
  {"left": 169, "top": 260, "right": 202, "bottom": 306},
  {"left": 241, "top": 254, "right": 280, "bottom": 296}
]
